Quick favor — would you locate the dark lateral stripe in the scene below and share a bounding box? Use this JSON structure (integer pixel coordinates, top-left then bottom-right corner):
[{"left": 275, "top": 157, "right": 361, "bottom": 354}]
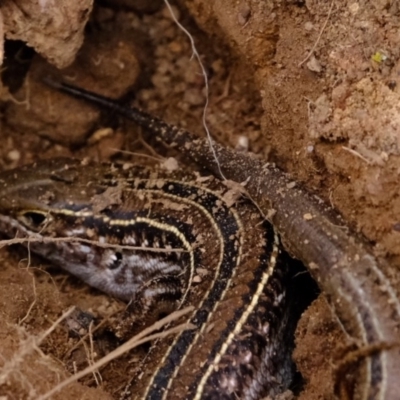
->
[
  {"left": 143, "top": 182, "right": 243, "bottom": 399},
  {"left": 187, "top": 222, "right": 277, "bottom": 398}
]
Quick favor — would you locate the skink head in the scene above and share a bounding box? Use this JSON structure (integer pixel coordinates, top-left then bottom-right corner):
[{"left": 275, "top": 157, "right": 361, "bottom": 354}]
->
[{"left": 0, "top": 159, "right": 181, "bottom": 301}]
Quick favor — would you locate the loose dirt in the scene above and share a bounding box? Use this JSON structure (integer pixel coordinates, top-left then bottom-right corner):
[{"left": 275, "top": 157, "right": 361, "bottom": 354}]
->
[{"left": 0, "top": 1, "right": 398, "bottom": 399}]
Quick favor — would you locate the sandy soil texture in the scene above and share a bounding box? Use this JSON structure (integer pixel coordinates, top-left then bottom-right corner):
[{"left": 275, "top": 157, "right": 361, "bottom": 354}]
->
[{"left": 0, "top": 1, "right": 399, "bottom": 399}]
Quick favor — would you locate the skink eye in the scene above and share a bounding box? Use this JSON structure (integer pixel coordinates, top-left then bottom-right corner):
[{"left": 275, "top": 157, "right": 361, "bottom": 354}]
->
[
  {"left": 18, "top": 211, "right": 49, "bottom": 231},
  {"left": 108, "top": 251, "right": 123, "bottom": 270}
]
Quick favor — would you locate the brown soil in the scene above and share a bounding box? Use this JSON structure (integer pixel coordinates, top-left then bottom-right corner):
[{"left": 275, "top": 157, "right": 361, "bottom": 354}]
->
[{"left": 0, "top": 1, "right": 399, "bottom": 399}]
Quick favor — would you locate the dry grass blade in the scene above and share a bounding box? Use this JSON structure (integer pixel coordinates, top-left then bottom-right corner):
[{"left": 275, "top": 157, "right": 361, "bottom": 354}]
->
[
  {"left": 38, "top": 306, "right": 195, "bottom": 400},
  {"left": 0, "top": 236, "right": 187, "bottom": 254},
  {"left": 163, "top": 0, "right": 226, "bottom": 180},
  {"left": 0, "top": 307, "right": 75, "bottom": 387}
]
